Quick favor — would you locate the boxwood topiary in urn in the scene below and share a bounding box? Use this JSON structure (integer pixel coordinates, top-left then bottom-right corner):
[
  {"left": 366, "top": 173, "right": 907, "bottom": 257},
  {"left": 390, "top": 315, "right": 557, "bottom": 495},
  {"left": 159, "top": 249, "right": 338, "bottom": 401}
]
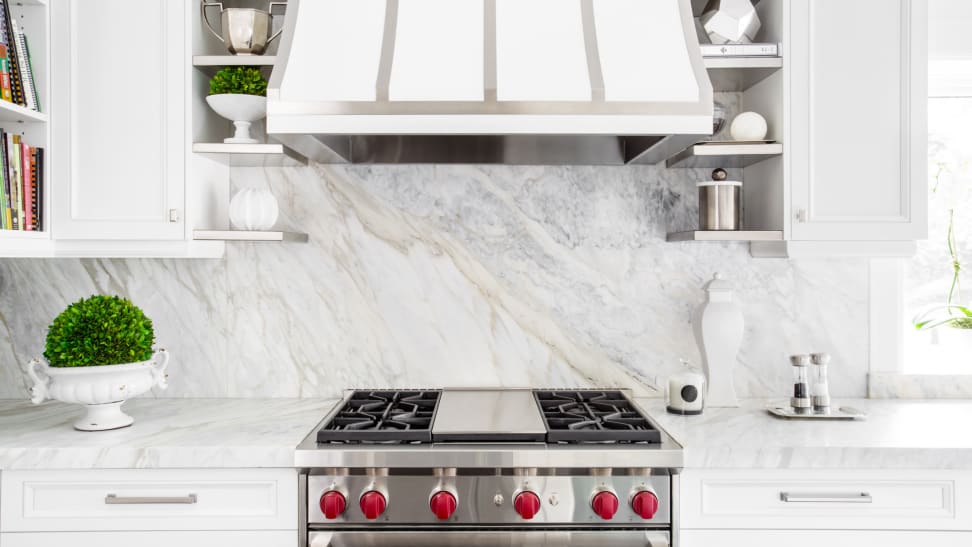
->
[
  {"left": 28, "top": 295, "right": 169, "bottom": 431},
  {"left": 206, "top": 66, "right": 268, "bottom": 144},
  {"left": 44, "top": 295, "right": 155, "bottom": 367}
]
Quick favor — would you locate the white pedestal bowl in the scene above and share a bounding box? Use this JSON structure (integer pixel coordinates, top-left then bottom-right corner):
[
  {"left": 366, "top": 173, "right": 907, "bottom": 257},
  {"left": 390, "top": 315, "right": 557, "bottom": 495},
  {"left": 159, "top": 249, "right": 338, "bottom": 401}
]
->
[
  {"left": 27, "top": 349, "right": 169, "bottom": 431},
  {"left": 206, "top": 94, "right": 267, "bottom": 144}
]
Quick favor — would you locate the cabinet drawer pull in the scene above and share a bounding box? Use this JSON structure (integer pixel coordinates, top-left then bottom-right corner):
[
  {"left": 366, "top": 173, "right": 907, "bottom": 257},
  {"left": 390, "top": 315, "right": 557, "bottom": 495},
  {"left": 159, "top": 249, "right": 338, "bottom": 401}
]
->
[
  {"left": 780, "top": 492, "right": 872, "bottom": 503},
  {"left": 105, "top": 493, "right": 198, "bottom": 505}
]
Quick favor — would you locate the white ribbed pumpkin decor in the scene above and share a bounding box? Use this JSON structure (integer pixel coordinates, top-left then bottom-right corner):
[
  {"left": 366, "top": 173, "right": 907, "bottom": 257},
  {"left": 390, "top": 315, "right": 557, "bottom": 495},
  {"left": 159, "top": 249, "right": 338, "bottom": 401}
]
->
[{"left": 229, "top": 188, "right": 279, "bottom": 230}]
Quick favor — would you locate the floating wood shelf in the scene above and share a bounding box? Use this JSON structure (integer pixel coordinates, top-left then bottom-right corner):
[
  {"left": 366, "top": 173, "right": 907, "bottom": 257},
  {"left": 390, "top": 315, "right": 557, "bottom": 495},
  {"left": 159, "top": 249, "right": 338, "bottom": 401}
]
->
[
  {"left": 667, "top": 230, "right": 784, "bottom": 242},
  {"left": 193, "top": 230, "right": 309, "bottom": 243},
  {"left": 192, "top": 142, "right": 308, "bottom": 166},
  {"left": 666, "top": 142, "right": 783, "bottom": 168},
  {"left": 704, "top": 56, "right": 783, "bottom": 92}
]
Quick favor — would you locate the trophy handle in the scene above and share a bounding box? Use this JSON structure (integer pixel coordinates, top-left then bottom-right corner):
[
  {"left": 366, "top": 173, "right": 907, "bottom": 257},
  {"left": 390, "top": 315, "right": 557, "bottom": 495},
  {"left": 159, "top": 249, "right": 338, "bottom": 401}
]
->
[
  {"left": 27, "top": 358, "right": 49, "bottom": 405},
  {"left": 266, "top": 2, "right": 288, "bottom": 45},
  {"left": 150, "top": 349, "right": 170, "bottom": 390},
  {"left": 201, "top": 2, "right": 225, "bottom": 43}
]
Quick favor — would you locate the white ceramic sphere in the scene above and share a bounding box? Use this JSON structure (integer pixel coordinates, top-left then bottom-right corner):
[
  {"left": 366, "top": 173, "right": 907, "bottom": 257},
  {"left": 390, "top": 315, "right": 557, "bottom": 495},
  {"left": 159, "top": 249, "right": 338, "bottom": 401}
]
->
[
  {"left": 729, "top": 111, "right": 768, "bottom": 141},
  {"left": 229, "top": 188, "right": 279, "bottom": 231}
]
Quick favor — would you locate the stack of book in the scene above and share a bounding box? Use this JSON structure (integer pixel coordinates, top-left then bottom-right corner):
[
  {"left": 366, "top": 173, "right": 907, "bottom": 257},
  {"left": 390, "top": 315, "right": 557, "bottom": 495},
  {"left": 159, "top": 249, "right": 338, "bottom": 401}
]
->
[
  {"left": 0, "top": 129, "right": 43, "bottom": 231},
  {"left": 0, "top": 0, "right": 38, "bottom": 111}
]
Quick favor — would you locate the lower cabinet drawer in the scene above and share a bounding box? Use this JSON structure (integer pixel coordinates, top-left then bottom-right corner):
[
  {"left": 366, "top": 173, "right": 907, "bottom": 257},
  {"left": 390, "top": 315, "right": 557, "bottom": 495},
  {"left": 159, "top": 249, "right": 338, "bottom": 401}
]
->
[
  {"left": 0, "top": 468, "right": 297, "bottom": 532},
  {"left": 680, "top": 469, "right": 972, "bottom": 531},
  {"left": 681, "top": 529, "right": 972, "bottom": 547},
  {"left": 1, "top": 530, "right": 296, "bottom": 547}
]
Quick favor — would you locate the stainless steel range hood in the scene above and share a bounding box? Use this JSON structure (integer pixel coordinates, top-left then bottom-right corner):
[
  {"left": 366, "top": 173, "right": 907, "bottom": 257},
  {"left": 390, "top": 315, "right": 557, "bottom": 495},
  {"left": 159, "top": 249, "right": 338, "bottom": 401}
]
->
[{"left": 267, "top": 0, "right": 713, "bottom": 165}]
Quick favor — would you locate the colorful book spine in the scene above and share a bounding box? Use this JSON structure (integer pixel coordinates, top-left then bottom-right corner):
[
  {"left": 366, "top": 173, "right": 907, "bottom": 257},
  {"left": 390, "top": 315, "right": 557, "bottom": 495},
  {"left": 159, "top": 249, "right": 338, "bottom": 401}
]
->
[
  {"left": 0, "top": 0, "right": 24, "bottom": 107},
  {"left": 11, "top": 19, "right": 35, "bottom": 111},
  {"left": 33, "top": 147, "right": 41, "bottom": 230},
  {"left": 20, "top": 141, "right": 30, "bottom": 230},
  {"left": 10, "top": 132, "right": 20, "bottom": 230},
  {"left": 28, "top": 146, "right": 37, "bottom": 230},
  {"left": 0, "top": 129, "right": 9, "bottom": 230},
  {"left": 0, "top": 45, "right": 11, "bottom": 104}
]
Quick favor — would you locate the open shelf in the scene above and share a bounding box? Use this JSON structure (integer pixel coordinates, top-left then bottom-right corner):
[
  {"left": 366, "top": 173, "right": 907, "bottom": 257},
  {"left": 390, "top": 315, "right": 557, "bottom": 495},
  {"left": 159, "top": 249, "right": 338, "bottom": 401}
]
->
[
  {"left": 192, "top": 55, "right": 276, "bottom": 76},
  {"left": 193, "top": 230, "right": 308, "bottom": 243},
  {"left": 667, "top": 230, "right": 783, "bottom": 242},
  {"left": 705, "top": 56, "right": 783, "bottom": 92},
  {"left": 0, "top": 100, "right": 46, "bottom": 123},
  {"left": 666, "top": 142, "right": 783, "bottom": 168},
  {"left": 192, "top": 142, "right": 308, "bottom": 166}
]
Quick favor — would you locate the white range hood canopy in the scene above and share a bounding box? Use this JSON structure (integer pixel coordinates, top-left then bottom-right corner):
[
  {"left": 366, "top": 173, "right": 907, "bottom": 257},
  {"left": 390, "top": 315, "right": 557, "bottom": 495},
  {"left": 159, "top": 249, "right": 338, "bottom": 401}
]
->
[{"left": 267, "top": 0, "right": 713, "bottom": 164}]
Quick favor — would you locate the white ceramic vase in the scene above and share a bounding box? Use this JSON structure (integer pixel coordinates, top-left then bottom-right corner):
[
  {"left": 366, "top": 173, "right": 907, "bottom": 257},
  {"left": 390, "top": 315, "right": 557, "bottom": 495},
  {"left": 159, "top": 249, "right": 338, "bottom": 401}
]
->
[
  {"left": 27, "top": 349, "right": 169, "bottom": 431},
  {"left": 206, "top": 94, "right": 267, "bottom": 144},
  {"left": 693, "top": 273, "right": 743, "bottom": 407},
  {"left": 229, "top": 188, "right": 279, "bottom": 230}
]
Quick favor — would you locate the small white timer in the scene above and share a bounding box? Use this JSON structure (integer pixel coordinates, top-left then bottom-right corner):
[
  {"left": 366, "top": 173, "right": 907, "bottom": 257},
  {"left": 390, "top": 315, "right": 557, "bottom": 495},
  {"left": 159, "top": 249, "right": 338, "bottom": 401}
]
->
[{"left": 729, "top": 111, "right": 768, "bottom": 141}]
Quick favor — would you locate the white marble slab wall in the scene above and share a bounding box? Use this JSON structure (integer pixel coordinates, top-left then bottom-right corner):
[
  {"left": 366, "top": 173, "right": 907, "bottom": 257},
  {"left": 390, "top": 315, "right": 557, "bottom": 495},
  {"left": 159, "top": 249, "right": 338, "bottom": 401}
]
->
[{"left": 0, "top": 163, "right": 869, "bottom": 400}]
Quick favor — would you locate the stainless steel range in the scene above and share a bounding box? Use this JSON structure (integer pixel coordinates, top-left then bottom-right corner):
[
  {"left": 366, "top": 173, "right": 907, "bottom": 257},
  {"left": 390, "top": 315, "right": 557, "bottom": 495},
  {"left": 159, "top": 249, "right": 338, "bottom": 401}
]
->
[{"left": 297, "top": 388, "right": 682, "bottom": 547}]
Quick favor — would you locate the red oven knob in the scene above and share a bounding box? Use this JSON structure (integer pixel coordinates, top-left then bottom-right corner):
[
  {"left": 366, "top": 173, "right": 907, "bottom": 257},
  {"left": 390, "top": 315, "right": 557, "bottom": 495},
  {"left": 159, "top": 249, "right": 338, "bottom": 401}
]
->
[
  {"left": 360, "top": 491, "right": 387, "bottom": 520},
  {"left": 319, "top": 491, "right": 347, "bottom": 519},
  {"left": 592, "top": 491, "right": 619, "bottom": 520},
  {"left": 430, "top": 491, "right": 457, "bottom": 520},
  {"left": 514, "top": 491, "right": 541, "bottom": 519},
  {"left": 632, "top": 491, "right": 659, "bottom": 519}
]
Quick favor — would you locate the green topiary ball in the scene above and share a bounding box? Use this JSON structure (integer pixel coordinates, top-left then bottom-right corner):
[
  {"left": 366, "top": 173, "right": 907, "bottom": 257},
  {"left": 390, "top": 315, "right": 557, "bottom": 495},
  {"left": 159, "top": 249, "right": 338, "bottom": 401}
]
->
[
  {"left": 43, "top": 295, "right": 155, "bottom": 367},
  {"left": 209, "top": 66, "right": 268, "bottom": 96}
]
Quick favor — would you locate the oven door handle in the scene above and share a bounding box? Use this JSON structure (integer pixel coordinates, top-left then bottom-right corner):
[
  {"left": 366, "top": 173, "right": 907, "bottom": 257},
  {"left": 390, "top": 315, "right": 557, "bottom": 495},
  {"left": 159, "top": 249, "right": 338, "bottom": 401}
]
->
[{"left": 309, "top": 530, "right": 669, "bottom": 547}]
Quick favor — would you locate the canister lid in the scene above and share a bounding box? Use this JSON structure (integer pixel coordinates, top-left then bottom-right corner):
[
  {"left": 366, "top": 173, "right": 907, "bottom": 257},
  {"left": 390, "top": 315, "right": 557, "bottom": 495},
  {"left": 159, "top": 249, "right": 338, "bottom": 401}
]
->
[{"left": 697, "top": 180, "right": 742, "bottom": 187}]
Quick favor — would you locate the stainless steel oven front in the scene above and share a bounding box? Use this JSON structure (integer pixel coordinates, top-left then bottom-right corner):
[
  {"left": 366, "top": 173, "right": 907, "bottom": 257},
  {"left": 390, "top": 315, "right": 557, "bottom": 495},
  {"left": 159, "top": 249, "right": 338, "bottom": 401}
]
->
[{"left": 303, "top": 469, "right": 673, "bottom": 547}]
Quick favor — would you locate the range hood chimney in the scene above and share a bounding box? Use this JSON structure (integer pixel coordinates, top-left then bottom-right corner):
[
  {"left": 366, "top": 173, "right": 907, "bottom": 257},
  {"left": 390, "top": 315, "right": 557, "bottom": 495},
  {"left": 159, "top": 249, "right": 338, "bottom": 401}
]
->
[{"left": 267, "top": 0, "right": 713, "bottom": 165}]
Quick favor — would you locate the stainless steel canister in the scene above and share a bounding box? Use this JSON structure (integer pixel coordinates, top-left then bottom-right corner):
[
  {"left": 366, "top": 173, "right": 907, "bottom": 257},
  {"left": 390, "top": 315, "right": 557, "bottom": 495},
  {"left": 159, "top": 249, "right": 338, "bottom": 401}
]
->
[{"left": 697, "top": 180, "right": 741, "bottom": 230}]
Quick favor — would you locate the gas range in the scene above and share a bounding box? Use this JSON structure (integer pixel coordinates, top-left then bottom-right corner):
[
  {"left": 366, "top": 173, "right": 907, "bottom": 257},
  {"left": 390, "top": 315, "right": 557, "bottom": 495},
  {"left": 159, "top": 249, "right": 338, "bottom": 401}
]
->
[{"left": 298, "top": 388, "right": 682, "bottom": 547}]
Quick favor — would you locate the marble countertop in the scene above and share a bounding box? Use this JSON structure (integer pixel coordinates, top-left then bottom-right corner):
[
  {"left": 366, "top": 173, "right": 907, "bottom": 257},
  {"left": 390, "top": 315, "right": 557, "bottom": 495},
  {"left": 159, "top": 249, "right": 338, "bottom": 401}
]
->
[
  {"left": 1, "top": 397, "right": 970, "bottom": 470},
  {"left": 637, "top": 398, "right": 972, "bottom": 469},
  {"left": 0, "top": 398, "right": 338, "bottom": 469}
]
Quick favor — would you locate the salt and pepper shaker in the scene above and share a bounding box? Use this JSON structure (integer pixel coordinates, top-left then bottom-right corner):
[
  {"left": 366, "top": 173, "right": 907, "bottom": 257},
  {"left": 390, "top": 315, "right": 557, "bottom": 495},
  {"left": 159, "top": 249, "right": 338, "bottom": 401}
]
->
[
  {"left": 810, "top": 353, "right": 832, "bottom": 414},
  {"left": 789, "top": 354, "right": 812, "bottom": 414}
]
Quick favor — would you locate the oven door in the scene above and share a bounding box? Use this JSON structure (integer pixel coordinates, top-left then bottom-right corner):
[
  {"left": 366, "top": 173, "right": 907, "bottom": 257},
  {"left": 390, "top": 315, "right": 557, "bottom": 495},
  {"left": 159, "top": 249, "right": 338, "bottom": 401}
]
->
[{"left": 309, "top": 530, "right": 670, "bottom": 547}]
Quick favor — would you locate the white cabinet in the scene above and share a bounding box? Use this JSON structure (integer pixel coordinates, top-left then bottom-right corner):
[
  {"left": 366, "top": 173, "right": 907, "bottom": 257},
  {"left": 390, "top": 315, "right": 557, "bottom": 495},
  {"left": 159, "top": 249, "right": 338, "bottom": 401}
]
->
[
  {"left": 679, "top": 468, "right": 972, "bottom": 546},
  {"left": 0, "top": 468, "right": 297, "bottom": 546},
  {"left": 50, "top": 0, "right": 186, "bottom": 241},
  {"left": 1, "top": 531, "right": 295, "bottom": 547},
  {"left": 681, "top": 530, "right": 972, "bottom": 547},
  {"left": 788, "top": 0, "right": 927, "bottom": 242}
]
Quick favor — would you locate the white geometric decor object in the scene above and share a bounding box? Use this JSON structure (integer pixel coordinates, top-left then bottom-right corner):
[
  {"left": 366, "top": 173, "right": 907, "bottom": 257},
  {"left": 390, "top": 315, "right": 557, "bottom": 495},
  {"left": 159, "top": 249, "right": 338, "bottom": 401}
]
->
[
  {"left": 27, "top": 350, "right": 170, "bottom": 431},
  {"left": 730, "top": 111, "right": 768, "bottom": 141},
  {"left": 693, "top": 273, "right": 743, "bottom": 407},
  {"left": 700, "top": 0, "right": 761, "bottom": 45},
  {"left": 229, "top": 188, "right": 279, "bottom": 231},
  {"left": 206, "top": 94, "right": 267, "bottom": 144}
]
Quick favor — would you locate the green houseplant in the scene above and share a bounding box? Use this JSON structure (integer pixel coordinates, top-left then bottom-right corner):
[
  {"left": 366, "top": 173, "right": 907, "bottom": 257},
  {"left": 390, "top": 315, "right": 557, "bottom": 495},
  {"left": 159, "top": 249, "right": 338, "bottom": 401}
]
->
[
  {"left": 44, "top": 295, "right": 155, "bottom": 367},
  {"left": 28, "top": 295, "right": 169, "bottom": 431},
  {"left": 206, "top": 66, "right": 269, "bottom": 144}
]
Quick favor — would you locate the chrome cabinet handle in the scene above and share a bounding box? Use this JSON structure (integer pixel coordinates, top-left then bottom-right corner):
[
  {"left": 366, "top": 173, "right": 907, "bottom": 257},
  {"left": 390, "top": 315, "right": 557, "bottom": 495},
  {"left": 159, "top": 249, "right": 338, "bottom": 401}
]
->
[
  {"left": 105, "top": 493, "right": 198, "bottom": 505},
  {"left": 780, "top": 492, "right": 872, "bottom": 503}
]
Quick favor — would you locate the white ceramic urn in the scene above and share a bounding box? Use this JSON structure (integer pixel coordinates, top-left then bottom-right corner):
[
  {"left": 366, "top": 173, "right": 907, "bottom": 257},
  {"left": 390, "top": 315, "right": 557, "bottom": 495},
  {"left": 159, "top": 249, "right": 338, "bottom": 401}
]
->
[
  {"left": 229, "top": 188, "right": 279, "bottom": 230},
  {"left": 27, "top": 349, "right": 169, "bottom": 431},
  {"left": 693, "top": 273, "right": 743, "bottom": 407}
]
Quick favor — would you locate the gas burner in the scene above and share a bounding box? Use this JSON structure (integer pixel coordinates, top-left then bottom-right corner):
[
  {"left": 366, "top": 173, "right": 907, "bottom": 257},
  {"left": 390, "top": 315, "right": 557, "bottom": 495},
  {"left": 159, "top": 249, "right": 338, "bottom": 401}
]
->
[
  {"left": 533, "top": 390, "right": 662, "bottom": 444},
  {"left": 316, "top": 390, "right": 441, "bottom": 444}
]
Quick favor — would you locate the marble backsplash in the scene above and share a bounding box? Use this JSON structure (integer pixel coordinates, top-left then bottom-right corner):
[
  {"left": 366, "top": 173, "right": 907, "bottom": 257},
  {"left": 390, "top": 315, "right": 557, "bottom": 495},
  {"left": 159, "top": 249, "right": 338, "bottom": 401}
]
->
[{"left": 0, "top": 163, "right": 869, "bottom": 400}]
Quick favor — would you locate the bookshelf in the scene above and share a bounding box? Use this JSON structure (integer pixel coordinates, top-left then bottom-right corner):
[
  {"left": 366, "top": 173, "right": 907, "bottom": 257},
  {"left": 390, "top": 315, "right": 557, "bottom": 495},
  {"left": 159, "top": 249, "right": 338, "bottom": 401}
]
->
[{"left": 0, "top": 0, "right": 50, "bottom": 254}]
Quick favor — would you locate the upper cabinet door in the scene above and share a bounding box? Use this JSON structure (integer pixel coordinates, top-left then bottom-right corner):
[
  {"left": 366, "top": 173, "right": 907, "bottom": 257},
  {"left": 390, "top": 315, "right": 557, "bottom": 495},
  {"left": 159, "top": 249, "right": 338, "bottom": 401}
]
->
[
  {"left": 50, "top": 0, "right": 185, "bottom": 240},
  {"left": 788, "top": 0, "right": 927, "bottom": 241}
]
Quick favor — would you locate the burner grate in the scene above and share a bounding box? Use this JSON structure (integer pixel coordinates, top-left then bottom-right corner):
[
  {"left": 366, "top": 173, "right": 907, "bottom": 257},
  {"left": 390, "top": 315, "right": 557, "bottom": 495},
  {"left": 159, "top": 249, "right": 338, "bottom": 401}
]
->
[
  {"left": 317, "top": 390, "right": 441, "bottom": 444},
  {"left": 533, "top": 390, "right": 661, "bottom": 444}
]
